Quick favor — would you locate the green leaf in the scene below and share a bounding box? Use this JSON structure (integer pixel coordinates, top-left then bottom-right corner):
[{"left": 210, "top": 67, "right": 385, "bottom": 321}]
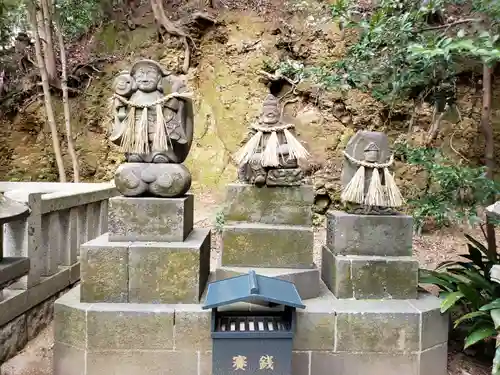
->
[
  {"left": 492, "top": 345, "right": 500, "bottom": 375},
  {"left": 492, "top": 309, "right": 500, "bottom": 329},
  {"left": 419, "top": 269, "right": 457, "bottom": 291},
  {"left": 481, "top": 299, "right": 500, "bottom": 311},
  {"left": 449, "top": 269, "right": 495, "bottom": 293},
  {"left": 465, "top": 234, "right": 489, "bottom": 256},
  {"left": 467, "top": 243, "right": 486, "bottom": 268},
  {"left": 457, "top": 283, "right": 480, "bottom": 308},
  {"left": 453, "top": 311, "right": 489, "bottom": 328},
  {"left": 440, "top": 291, "right": 464, "bottom": 313},
  {"left": 464, "top": 326, "right": 497, "bottom": 349}
]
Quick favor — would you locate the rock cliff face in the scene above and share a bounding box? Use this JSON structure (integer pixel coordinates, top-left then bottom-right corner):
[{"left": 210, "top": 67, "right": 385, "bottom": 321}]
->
[{"left": 0, "top": 0, "right": 499, "bottom": 214}]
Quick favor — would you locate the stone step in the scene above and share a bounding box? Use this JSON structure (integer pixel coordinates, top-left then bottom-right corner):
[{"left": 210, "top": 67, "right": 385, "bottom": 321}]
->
[
  {"left": 215, "top": 266, "right": 320, "bottom": 300},
  {"left": 326, "top": 210, "right": 413, "bottom": 256},
  {"left": 224, "top": 183, "right": 314, "bottom": 226},
  {"left": 53, "top": 283, "right": 448, "bottom": 375},
  {"left": 107, "top": 195, "right": 194, "bottom": 242},
  {"left": 321, "top": 246, "right": 418, "bottom": 299},
  {"left": 80, "top": 228, "right": 210, "bottom": 304},
  {"left": 222, "top": 222, "right": 313, "bottom": 268}
]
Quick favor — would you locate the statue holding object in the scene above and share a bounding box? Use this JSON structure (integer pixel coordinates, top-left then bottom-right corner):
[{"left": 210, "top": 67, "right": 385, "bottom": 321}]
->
[
  {"left": 108, "top": 59, "right": 194, "bottom": 197},
  {"left": 235, "top": 94, "right": 310, "bottom": 187},
  {"left": 340, "top": 131, "right": 404, "bottom": 214}
]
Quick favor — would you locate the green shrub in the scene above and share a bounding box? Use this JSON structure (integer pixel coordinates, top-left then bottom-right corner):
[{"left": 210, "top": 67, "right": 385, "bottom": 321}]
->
[
  {"left": 420, "top": 235, "right": 500, "bottom": 374},
  {"left": 395, "top": 141, "right": 499, "bottom": 232}
]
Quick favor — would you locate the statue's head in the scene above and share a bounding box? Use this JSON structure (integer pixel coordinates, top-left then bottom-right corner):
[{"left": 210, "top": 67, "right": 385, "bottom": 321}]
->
[
  {"left": 113, "top": 71, "right": 136, "bottom": 97},
  {"left": 130, "top": 59, "right": 168, "bottom": 93},
  {"left": 363, "top": 142, "right": 380, "bottom": 162},
  {"left": 260, "top": 94, "right": 280, "bottom": 125}
]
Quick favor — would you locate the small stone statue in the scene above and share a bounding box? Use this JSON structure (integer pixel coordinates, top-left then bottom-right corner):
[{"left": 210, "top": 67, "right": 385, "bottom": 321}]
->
[
  {"left": 235, "top": 94, "right": 309, "bottom": 187},
  {"left": 108, "top": 59, "right": 194, "bottom": 197},
  {"left": 340, "top": 131, "right": 404, "bottom": 214}
]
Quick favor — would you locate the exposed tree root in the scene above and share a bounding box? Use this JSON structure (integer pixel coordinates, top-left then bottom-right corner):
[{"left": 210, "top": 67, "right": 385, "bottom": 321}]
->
[{"left": 150, "top": 0, "right": 202, "bottom": 73}]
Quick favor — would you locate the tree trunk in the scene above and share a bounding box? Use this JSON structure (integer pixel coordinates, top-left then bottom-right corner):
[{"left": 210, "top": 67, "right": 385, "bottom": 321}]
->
[
  {"left": 150, "top": 0, "right": 190, "bottom": 73},
  {"left": 39, "top": 0, "right": 58, "bottom": 83},
  {"left": 480, "top": 63, "right": 496, "bottom": 258},
  {"left": 55, "top": 22, "right": 79, "bottom": 182},
  {"left": 29, "top": 3, "right": 66, "bottom": 182}
]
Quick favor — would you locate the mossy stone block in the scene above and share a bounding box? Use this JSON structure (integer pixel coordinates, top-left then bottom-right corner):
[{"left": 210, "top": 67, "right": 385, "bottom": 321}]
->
[
  {"left": 335, "top": 303, "right": 420, "bottom": 352},
  {"left": 326, "top": 211, "right": 412, "bottom": 256},
  {"left": 322, "top": 248, "right": 418, "bottom": 299},
  {"left": 86, "top": 304, "right": 175, "bottom": 350},
  {"left": 224, "top": 183, "right": 313, "bottom": 225},
  {"left": 108, "top": 195, "right": 194, "bottom": 242},
  {"left": 174, "top": 304, "right": 212, "bottom": 351},
  {"left": 54, "top": 287, "right": 91, "bottom": 349},
  {"left": 80, "top": 234, "right": 129, "bottom": 303},
  {"left": 222, "top": 223, "right": 313, "bottom": 268},
  {"left": 128, "top": 228, "right": 211, "bottom": 303}
]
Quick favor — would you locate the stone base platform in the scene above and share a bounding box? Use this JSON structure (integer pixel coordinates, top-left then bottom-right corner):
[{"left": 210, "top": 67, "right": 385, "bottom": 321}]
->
[
  {"left": 54, "top": 282, "right": 448, "bottom": 375},
  {"left": 215, "top": 266, "right": 321, "bottom": 300},
  {"left": 322, "top": 246, "right": 419, "bottom": 299},
  {"left": 222, "top": 223, "right": 313, "bottom": 268},
  {"left": 80, "top": 228, "right": 211, "bottom": 304}
]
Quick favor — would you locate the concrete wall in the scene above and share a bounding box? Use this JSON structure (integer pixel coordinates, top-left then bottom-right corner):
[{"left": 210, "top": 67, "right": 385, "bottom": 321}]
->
[{"left": 0, "top": 182, "right": 118, "bottom": 364}]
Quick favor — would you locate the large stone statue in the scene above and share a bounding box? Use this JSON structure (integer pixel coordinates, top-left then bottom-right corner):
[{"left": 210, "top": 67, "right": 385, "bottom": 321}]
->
[
  {"left": 340, "top": 131, "right": 404, "bottom": 214},
  {"left": 235, "top": 94, "right": 310, "bottom": 187},
  {"left": 109, "top": 59, "right": 194, "bottom": 197}
]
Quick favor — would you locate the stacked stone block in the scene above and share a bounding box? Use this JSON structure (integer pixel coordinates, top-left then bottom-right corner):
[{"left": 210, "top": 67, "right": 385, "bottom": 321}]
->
[
  {"left": 54, "top": 183, "right": 449, "bottom": 375},
  {"left": 54, "top": 194, "right": 212, "bottom": 375},
  {"left": 314, "top": 210, "right": 448, "bottom": 375},
  {"left": 216, "top": 183, "right": 321, "bottom": 299},
  {"left": 80, "top": 195, "right": 210, "bottom": 304},
  {"left": 322, "top": 211, "right": 419, "bottom": 299}
]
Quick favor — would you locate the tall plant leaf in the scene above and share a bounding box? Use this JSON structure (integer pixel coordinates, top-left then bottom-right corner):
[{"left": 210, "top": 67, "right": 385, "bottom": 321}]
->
[
  {"left": 450, "top": 269, "right": 495, "bottom": 294},
  {"left": 480, "top": 299, "right": 500, "bottom": 311},
  {"left": 492, "top": 345, "right": 500, "bottom": 375},
  {"left": 466, "top": 243, "right": 486, "bottom": 269},
  {"left": 441, "top": 291, "right": 465, "bottom": 313},
  {"left": 458, "top": 283, "right": 481, "bottom": 309},
  {"left": 464, "top": 326, "right": 497, "bottom": 349},
  {"left": 492, "top": 310, "right": 500, "bottom": 330},
  {"left": 454, "top": 311, "right": 489, "bottom": 328},
  {"left": 465, "top": 234, "right": 493, "bottom": 261}
]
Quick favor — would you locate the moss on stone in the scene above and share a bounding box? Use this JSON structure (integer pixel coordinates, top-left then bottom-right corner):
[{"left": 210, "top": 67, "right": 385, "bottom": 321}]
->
[
  {"left": 224, "top": 184, "right": 314, "bottom": 225},
  {"left": 222, "top": 224, "right": 313, "bottom": 267},
  {"left": 129, "top": 246, "right": 201, "bottom": 304},
  {"left": 351, "top": 259, "right": 418, "bottom": 299}
]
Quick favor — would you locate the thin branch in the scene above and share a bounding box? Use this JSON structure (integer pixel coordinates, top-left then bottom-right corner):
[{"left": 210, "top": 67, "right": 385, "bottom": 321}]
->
[{"left": 420, "top": 18, "right": 482, "bottom": 32}]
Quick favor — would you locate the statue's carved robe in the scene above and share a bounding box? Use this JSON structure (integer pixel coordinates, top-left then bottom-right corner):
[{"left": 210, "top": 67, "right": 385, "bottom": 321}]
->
[{"left": 110, "top": 83, "right": 194, "bottom": 164}]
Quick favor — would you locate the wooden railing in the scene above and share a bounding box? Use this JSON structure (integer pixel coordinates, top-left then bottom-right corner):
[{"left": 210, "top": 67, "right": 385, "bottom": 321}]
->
[{"left": 0, "top": 182, "right": 118, "bottom": 340}]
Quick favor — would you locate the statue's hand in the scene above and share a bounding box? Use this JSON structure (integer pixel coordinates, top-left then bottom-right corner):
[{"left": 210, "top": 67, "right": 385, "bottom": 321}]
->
[
  {"left": 165, "top": 97, "right": 180, "bottom": 111},
  {"left": 117, "top": 107, "right": 127, "bottom": 121}
]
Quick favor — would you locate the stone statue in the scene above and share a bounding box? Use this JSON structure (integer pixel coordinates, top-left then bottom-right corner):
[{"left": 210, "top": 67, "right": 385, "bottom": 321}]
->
[
  {"left": 340, "top": 131, "right": 404, "bottom": 214},
  {"left": 235, "top": 94, "right": 309, "bottom": 187},
  {"left": 108, "top": 59, "right": 194, "bottom": 197}
]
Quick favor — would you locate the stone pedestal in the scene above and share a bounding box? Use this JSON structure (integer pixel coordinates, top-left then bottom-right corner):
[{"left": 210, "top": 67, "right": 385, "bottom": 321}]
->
[
  {"left": 54, "top": 192, "right": 212, "bottom": 375},
  {"left": 317, "top": 209, "right": 448, "bottom": 375},
  {"left": 54, "top": 183, "right": 448, "bottom": 375},
  {"left": 322, "top": 210, "right": 419, "bottom": 299},
  {"left": 217, "top": 183, "right": 320, "bottom": 299},
  {"left": 54, "top": 283, "right": 448, "bottom": 375},
  {"left": 80, "top": 194, "right": 210, "bottom": 304}
]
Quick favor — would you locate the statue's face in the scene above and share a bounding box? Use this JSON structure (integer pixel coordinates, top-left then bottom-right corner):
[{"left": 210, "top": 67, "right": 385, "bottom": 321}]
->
[
  {"left": 114, "top": 74, "right": 134, "bottom": 96},
  {"left": 364, "top": 149, "right": 379, "bottom": 162},
  {"left": 134, "top": 65, "right": 161, "bottom": 93},
  {"left": 261, "top": 107, "right": 280, "bottom": 124}
]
